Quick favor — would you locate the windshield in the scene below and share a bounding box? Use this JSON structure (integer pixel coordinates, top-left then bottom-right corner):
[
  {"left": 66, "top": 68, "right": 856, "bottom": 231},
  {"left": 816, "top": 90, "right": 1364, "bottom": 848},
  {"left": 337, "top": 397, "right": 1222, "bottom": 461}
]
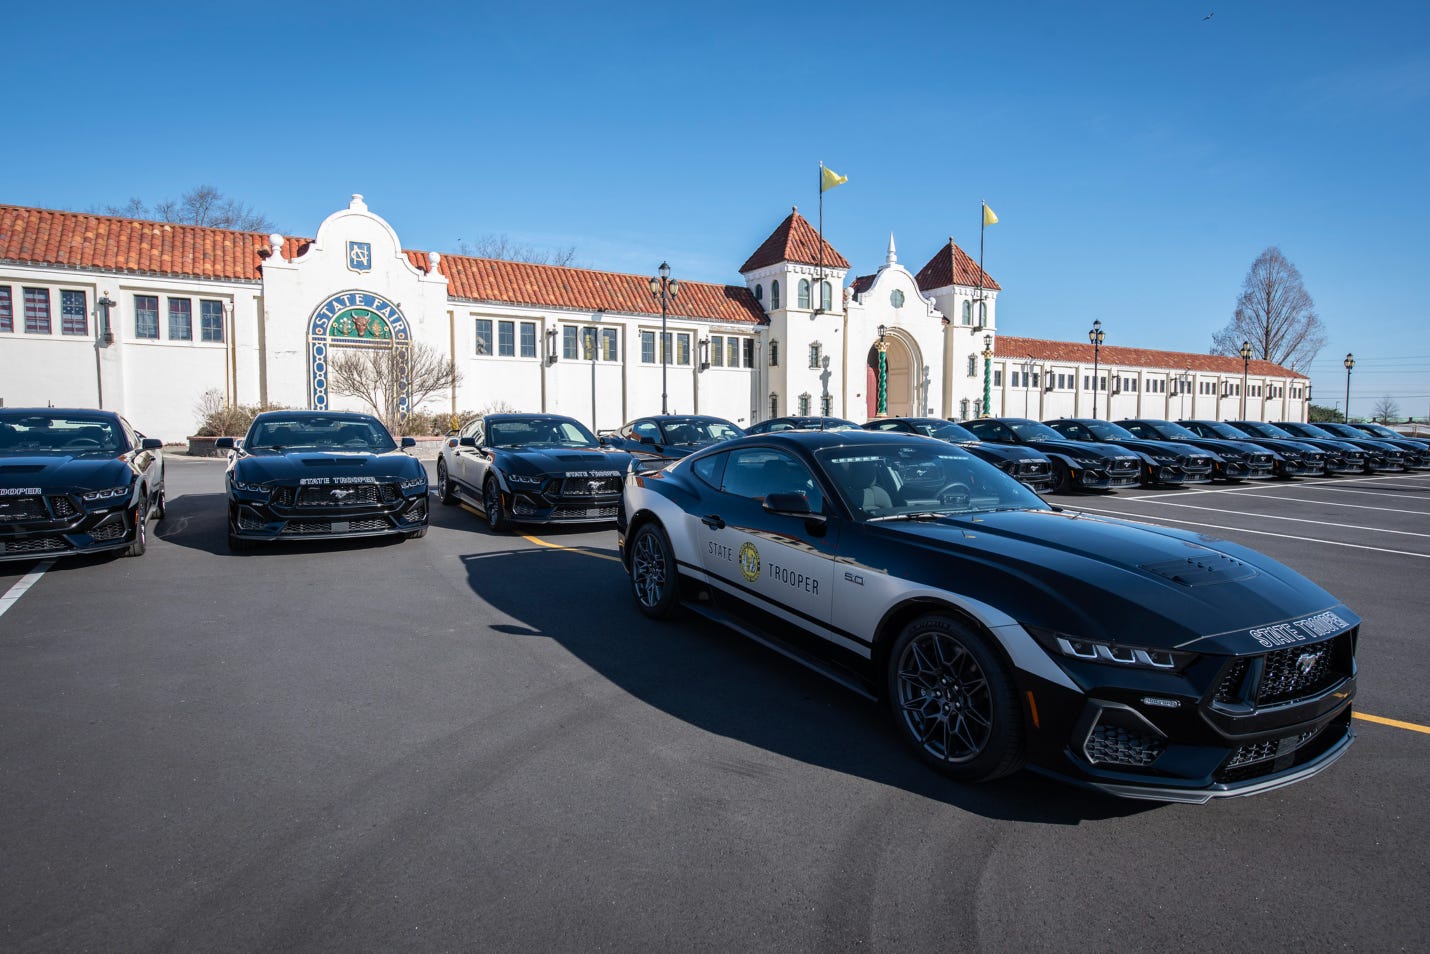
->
[
  {"left": 1082, "top": 420, "right": 1137, "bottom": 441},
  {"left": 1289, "top": 423, "right": 1336, "bottom": 438},
  {"left": 817, "top": 442, "right": 1043, "bottom": 521},
  {"left": 245, "top": 414, "right": 397, "bottom": 452},
  {"left": 911, "top": 420, "right": 979, "bottom": 442},
  {"left": 1318, "top": 423, "right": 1366, "bottom": 439},
  {"left": 1143, "top": 420, "right": 1200, "bottom": 439},
  {"left": 0, "top": 413, "right": 127, "bottom": 455},
  {"left": 660, "top": 418, "right": 744, "bottom": 444},
  {"left": 1240, "top": 421, "right": 1294, "bottom": 439},
  {"left": 1006, "top": 420, "right": 1066, "bottom": 442},
  {"left": 1199, "top": 421, "right": 1252, "bottom": 439},
  {"left": 488, "top": 418, "right": 599, "bottom": 448},
  {"left": 1354, "top": 422, "right": 1397, "bottom": 438}
]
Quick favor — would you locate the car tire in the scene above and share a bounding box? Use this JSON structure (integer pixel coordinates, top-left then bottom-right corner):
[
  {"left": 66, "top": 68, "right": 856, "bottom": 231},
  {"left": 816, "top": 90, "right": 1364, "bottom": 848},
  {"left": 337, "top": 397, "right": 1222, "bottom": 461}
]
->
[
  {"left": 629, "top": 521, "right": 681, "bottom": 619},
  {"left": 436, "top": 459, "right": 457, "bottom": 505},
  {"left": 124, "top": 498, "right": 148, "bottom": 557},
  {"left": 151, "top": 487, "right": 166, "bottom": 521},
  {"left": 483, "top": 477, "right": 508, "bottom": 533},
  {"left": 1052, "top": 462, "right": 1074, "bottom": 494},
  {"left": 886, "top": 613, "right": 1024, "bottom": 783}
]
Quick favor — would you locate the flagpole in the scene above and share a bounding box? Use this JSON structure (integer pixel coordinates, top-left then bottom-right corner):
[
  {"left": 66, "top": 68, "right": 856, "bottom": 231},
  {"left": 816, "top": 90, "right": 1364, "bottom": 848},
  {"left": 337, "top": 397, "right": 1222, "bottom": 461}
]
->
[
  {"left": 817, "top": 162, "right": 825, "bottom": 314},
  {"left": 977, "top": 200, "right": 986, "bottom": 329}
]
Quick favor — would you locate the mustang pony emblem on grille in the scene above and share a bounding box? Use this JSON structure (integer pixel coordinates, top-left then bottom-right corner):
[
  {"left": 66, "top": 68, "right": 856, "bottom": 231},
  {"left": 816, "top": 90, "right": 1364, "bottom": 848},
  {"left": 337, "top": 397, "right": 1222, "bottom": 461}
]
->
[
  {"left": 587, "top": 480, "right": 603, "bottom": 494},
  {"left": 1296, "top": 652, "right": 1322, "bottom": 675},
  {"left": 330, "top": 488, "right": 354, "bottom": 500}
]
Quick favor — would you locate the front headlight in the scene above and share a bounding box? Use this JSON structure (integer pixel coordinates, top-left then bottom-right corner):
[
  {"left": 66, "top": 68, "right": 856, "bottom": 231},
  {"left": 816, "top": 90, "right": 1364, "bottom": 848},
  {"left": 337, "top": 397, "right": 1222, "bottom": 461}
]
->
[
  {"left": 506, "top": 473, "right": 544, "bottom": 486},
  {"left": 233, "top": 479, "right": 271, "bottom": 495},
  {"left": 1028, "top": 626, "right": 1195, "bottom": 671},
  {"left": 82, "top": 485, "right": 131, "bottom": 503},
  {"left": 399, "top": 476, "right": 427, "bottom": 490}
]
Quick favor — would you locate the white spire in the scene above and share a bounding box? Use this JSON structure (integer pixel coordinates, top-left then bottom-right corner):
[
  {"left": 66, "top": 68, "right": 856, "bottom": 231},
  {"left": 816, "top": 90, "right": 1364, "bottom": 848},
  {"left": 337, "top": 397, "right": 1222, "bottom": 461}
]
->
[{"left": 886, "top": 233, "right": 897, "bottom": 265}]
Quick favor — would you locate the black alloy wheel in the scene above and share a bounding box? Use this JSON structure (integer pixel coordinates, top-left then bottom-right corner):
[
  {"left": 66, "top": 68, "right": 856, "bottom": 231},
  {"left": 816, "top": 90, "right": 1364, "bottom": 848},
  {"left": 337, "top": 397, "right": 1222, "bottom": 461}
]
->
[
  {"left": 436, "top": 459, "right": 457, "bottom": 505},
  {"left": 124, "top": 498, "right": 148, "bottom": 557},
  {"left": 483, "top": 477, "right": 508, "bottom": 532},
  {"left": 629, "top": 522, "right": 680, "bottom": 619},
  {"left": 152, "top": 485, "right": 166, "bottom": 521},
  {"left": 887, "top": 614, "right": 1023, "bottom": 782}
]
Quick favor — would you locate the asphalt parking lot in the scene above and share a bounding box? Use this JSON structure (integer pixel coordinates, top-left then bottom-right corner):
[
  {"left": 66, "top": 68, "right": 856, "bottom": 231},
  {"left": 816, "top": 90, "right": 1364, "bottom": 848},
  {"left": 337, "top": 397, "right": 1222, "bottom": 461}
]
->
[{"left": 2, "top": 460, "right": 1427, "bottom": 952}]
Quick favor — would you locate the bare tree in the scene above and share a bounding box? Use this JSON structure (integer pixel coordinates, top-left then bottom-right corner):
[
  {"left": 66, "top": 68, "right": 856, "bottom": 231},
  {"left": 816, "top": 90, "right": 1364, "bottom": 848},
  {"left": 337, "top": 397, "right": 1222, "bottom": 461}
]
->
[
  {"left": 1371, "top": 397, "right": 1401, "bottom": 423},
  {"left": 1211, "top": 247, "right": 1326, "bottom": 372},
  {"left": 96, "top": 185, "right": 276, "bottom": 232},
  {"left": 454, "top": 234, "right": 580, "bottom": 267},
  {"left": 327, "top": 342, "right": 461, "bottom": 433}
]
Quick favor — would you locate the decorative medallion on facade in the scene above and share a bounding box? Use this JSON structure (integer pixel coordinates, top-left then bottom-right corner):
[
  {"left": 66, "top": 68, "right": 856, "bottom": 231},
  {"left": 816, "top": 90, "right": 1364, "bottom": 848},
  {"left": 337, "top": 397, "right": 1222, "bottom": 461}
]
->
[
  {"left": 347, "top": 241, "right": 373, "bottom": 273},
  {"left": 307, "top": 291, "right": 411, "bottom": 416}
]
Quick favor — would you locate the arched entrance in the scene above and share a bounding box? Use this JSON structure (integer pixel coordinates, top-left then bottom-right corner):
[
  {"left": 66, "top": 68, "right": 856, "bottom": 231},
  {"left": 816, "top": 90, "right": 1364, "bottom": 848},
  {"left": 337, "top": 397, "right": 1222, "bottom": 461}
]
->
[
  {"left": 866, "top": 331, "right": 919, "bottom": 418},
  {"left": 308, "top": 291, "right": 412, "bottom": 420}
]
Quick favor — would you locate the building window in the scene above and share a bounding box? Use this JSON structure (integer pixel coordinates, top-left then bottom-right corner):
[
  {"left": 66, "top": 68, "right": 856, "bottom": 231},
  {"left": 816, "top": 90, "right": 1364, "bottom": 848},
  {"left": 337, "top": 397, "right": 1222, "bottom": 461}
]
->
[
  {"left": 675, "top": 333, "right": 691, "bottom": 366},
  {"left": 639, "top": 330, "right": 654, "bottom": 363},
  {"left": 820, "top": 281, "right": 832, "bottom": 311},
  {"left": 993, "top": 370, "right": 1002, "bottom": 386},
  {"left": 602, "top": 328, "right": 618, "bottom": 361},
  {"left": 769, "top": 340, "right": 779, "bottom": 366},
  {"left": 476, "top": 319, "right": 494, "bottom": 355},
  {"left": 168, "top": 298, "right": 192, "bottom": 340},
  {"left": 61, "top": 290, "right": 88, "bottom": 337},
  {"left": 967, "top": 355, "right": 977, "bottom": 377},
  {"left": 726, "top": 337, "right": 739, "bottom": 368},
  {"left": 809, "top": 342, "right": 822, "bottom": 369},
  {"left": 754, "top": 284, "right": 763, "bottom": 302},
  {"left": 661, "top": 332, "right": 673, "bottom": 364},
  {"left": 581, "top": 327, "right": 598, "bottom": 358},
  {"left": 798, "top": 392, "right": 811, "bottom": 415},
  {"left": 131, "top": 294, "right": 158, "bottom": 339},
  {"left": 771, "top": 280, "right": 780, "bottom": 309},
  {"left": 25, "top": 288, "right": 52, "bottom": 334},
  {"left": 0, "top": 286, "right": 11, "bottom": 333},
  {"left": 497, "top": 320, "right": 515, "bottom": 356},
  {"left": 770, "top": 393, "right": 778, "bottom": 418},
  {"left": 962, "top": 301, "right": 972, "bottom": 325},
  {"left": 519, "top": 321, "right": 537, "bottom": 358},
  {"left": 200, "top": 300, "right": 225, "bottom": 342},
  {"left": 743, "top": 338, "right": 754, "bottom": 368},
  {"left": 798, "top": 279, "right": 811, "bottom": 309},
  {"left": 820, "top": 393, "right": 833, "bottom": 415},
  {"left": 978, "top": 301, "right": 988, "bottom": 325},
  {"left": 564, "top": 325, "right": 580, "bottom": 359},
  {"left": 709, "top": 334, "right": 724, "bottom": 367}
]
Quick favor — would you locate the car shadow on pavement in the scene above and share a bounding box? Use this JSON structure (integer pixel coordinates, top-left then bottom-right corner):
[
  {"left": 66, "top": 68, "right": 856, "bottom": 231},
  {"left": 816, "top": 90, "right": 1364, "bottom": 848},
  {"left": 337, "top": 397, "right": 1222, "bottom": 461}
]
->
[{"left": 459, "top": 546, "right": 1157, "bottom": 825}]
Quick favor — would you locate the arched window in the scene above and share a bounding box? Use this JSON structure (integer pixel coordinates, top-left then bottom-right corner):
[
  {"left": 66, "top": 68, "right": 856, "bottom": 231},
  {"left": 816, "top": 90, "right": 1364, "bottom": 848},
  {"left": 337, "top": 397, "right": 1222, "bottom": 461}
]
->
[
  {"left": 754, "top": 284, "right": 763, "bottom": 302},
  {"left": 771, "top": 280, "right": 781, "bottom": 309},
  {"left": 978, "top": 301, "right": 988, "bottom": 325},
  {"left": 797, "top": 279, "right": 811, "bottom": 309},
  {"left": 769, "top": 340, "right": 779, "bottom": 366},
  {"left": 820, "top": 282, "right": 832, "bottom": 310},
  {"left": 967, "top": 355, "right": 977, "bottom": 377},
  {"left": 962, "top": 301, "right": 972, "bottom": 325}
]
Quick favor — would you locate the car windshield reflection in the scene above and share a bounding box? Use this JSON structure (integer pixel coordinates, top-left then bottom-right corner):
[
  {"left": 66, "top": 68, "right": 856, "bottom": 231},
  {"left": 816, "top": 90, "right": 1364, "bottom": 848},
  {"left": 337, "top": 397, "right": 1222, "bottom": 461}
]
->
[
  {"left": 246, "top": 414, "right": 397, "bottom": 453},
  {"left": 0, "top": 413, "right": 126, "bottom": 455},
  {"left": 488, "top": 418, "right": 600, "bottom": 449},
  {"left": 816, "top": 444, "right": 1043, "bottom": 521}
]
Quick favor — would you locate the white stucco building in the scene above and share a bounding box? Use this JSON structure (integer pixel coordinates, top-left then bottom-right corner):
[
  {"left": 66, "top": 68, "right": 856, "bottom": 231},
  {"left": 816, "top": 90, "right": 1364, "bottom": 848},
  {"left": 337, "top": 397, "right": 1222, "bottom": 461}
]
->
[{"left": 0, "top": 195, "right": 1308, "bottom": 440}]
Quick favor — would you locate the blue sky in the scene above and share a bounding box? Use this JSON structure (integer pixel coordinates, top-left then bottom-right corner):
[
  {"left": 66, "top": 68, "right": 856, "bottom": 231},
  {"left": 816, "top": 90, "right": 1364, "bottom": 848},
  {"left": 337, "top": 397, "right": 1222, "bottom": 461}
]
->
[{"left": 4, "top": 1, "right": 1426, "bottom": 418}]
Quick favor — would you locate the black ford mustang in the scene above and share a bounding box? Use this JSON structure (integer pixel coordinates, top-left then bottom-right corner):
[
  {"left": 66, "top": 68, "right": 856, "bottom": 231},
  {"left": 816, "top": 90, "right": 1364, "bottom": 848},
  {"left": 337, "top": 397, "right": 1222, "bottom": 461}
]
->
[
  {"left": 862, "top": 417, "right": 1056, "bottom": 493},
  {"left": 618, "top": 430, "right": 1358, "bottom": 802},
  {"left": 0, "top": 408, "right": 165, "bottom": 561},
  {"left": 436, "top": 413, "right": 637, "bottom": 531},
  {"left": 603, "top": 414, "right": 745, "bottom": 467},
  {"left": 217, "top": 411, "right": 428, "bottom": 551},
  {"left": 961, "top": 417, "right": 1142, "bottom": 493}
]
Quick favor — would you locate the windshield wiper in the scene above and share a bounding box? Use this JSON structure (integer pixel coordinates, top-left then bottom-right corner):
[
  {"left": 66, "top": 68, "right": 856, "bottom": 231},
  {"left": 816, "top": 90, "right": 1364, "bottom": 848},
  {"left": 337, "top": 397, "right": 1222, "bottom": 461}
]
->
[{"left": 867, "top": 510, "right": 960, "bottom": 522}]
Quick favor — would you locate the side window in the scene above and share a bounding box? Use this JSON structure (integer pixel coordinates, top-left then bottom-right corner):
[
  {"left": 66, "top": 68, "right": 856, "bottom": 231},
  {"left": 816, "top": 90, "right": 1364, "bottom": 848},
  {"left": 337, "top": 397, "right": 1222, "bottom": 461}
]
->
[
  {"left": 692, "top": 452, "right": 727, "bottom": 489},
  {"left": 720, "top": 448, "right": 822, "bottom": 511},
  {"left": 632, "top": 420, "right": 661, "bottom": 440},
  {"left": 797, "top": 279, "right": 811, "bottom": 309}
]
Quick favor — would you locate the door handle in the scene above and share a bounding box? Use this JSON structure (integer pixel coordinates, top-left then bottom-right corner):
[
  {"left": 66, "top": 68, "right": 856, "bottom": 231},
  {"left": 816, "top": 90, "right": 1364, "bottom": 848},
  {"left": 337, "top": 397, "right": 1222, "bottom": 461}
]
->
[{"left": 701, "top": 513, "right": 725, "bottom": 530}]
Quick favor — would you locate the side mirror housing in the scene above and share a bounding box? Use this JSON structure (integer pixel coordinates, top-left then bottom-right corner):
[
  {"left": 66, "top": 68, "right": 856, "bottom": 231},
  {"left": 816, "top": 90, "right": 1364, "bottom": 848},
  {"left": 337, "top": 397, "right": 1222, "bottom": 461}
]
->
[
  {"left": 141, "top": 438, "right": 163, "bottom": 450},
  {"left": 215, "top": 437, "right": 236, "bottom": 450},
  {"left": 764, "top": 492, "right": 820, "bottom": 518},
  {"left": 401, "top": 437, "right": 417, "bottom": 448},
  {"left": 459, "top": 436, "right": 478, "bottom": 448}
]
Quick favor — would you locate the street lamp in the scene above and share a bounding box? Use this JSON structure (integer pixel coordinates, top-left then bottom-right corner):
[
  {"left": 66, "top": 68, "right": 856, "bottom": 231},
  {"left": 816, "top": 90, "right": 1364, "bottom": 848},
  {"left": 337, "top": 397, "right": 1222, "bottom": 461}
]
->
[
  {"left": 875, "top": 324, "right": 888, "bottom": 417},
  {"left": 1088, "top": 320, "right": 1105, "bottom": 418},
  {"left": 1023, "top": 353, "right": 1035, "bottom": 417},
  {"left": 1239, "top": 340, "right": 1252, "bottom": 419},
  {"left": 584, "top": 326, "right": 598, "bottom": 433},
  {"left": 1343, "top": 352, "right": 1355, "bottom": 422},
  {"left": 981, "top": 333, "right": 994, "bottom": 418},
  {"left": 648, "top": 261, "right": 679, "bottom": 414}
]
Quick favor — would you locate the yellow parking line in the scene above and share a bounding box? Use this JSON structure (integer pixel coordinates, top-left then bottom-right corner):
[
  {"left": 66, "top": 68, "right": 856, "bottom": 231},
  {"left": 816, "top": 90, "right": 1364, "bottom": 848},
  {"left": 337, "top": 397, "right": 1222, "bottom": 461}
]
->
[
  {"left": 521, "top": 534, "right": 623, "bottom": 563},
  {"left": 1354, "top": 712, "right": 1430, "bottom": 735}
]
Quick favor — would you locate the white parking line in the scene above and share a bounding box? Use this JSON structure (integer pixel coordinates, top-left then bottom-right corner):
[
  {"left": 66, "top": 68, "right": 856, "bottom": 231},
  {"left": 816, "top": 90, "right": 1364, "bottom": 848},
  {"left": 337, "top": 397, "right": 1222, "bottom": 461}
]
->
[
  {"left": 1116, "top": 500, "right": 1430, "bottom": 538},
  {"left": 1135, "top": 493, "right": 1430, "bottom": 517},
  {"left": 1283, "top": 483, "right": 1430, "bottom": 500},
  {"left": 1072, "top": 507, "right": 1430, "bottom": 559},
  {"left": 0, "top": 561, "right": 54, "bottom": 620}
]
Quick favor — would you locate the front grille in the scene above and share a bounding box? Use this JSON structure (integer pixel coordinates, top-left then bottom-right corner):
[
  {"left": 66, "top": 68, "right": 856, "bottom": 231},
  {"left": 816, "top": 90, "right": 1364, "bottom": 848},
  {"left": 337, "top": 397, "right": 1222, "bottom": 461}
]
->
[
  {"left": 1109, "top": 458, "right": 1141, "bottom": 476},
  {"left": 90, "top": 521, "right": 128, "bottom": 541},
  {"left": 552, "top": 504, "right": 619, "bottom": 520},
  {"left": 48, "top": 496, "right": 77, "bottom": 518},
  {"left": 1225, "top": 728, "right": 1320, "bottom": 769},
  {"left": 1215, "top": 712, "right": 1350, "bottom": 783},
  {"left": 0, "top": 496, "right": 46, "bottom": 521},
  {"left": 0, "top": 535, "right": 68, "bottom": 553},
  {"left": 296, "top": 484, "right": 381, "bottom": 507},
  {"left": 1212, "top": 631, "right": 1353, "bottom": 707},
  {"left": 1214, "top": 658, "right": 1250, "bottom": 704},
  {"left": 1084, "top": 724, "right": 1166, "bottom": 767},
  {"left": 559, "top": 476, "right": 622, "bottom": 497},
  {"left": 283, "top": 518, "right": 391, "bottom": 535},
  {"left": 1016, "top": 461, "right": 1052, "bottom": 478},
  {"left": 1181, "top": 456, "right": 1215, "bottom": 476}
]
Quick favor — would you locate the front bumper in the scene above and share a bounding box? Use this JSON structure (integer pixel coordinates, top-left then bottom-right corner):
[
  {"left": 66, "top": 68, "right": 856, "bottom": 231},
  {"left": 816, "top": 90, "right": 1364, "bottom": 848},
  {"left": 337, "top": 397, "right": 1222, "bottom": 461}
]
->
[
  {"left": 229, "top": 483, "right": 428, "bottom": 541},
  {"left": 0, "top": 493, "right": 138, "bottom": 561},
  {"left": 499, "top": 472, "right": 625, "bottom": 524}
]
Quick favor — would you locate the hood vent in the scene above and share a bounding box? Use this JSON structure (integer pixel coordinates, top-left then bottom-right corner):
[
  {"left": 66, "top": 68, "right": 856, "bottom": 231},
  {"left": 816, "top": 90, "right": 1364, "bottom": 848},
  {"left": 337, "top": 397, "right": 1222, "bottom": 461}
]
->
[
  {"left": 557, "top": 453, "right": 600, "bottom": 461},
  {"left": 302, "top": 458, "right": 364, "bottom": 466},
  {"left": 1141, "top": 552, "right": 1259, "bottom": 587}
]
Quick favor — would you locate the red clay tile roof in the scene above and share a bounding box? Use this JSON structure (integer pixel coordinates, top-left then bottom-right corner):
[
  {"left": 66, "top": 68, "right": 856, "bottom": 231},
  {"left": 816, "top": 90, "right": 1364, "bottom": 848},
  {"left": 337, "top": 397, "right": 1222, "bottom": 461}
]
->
[
  {"left": 0, "top": 203, "right": 764, "bottom": 325},
  {"left": 740, "top": 208, "right": 851, "bottom": 272},
  {"left": 996, "top": 335, "right": 1306, "bottom": 379},
  {"left": 914, "top": 238, "right": 1000, "bottom": 292}
]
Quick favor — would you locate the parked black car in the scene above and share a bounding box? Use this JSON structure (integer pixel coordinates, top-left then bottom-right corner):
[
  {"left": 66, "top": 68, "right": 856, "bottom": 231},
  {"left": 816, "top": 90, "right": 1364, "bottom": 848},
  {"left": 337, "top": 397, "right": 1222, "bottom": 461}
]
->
[
  {"left": 744, "top": 416, "right": 861, "bottom": 434},
  {"left": 960, "top": 418, "right": 1142, "bottom": 493},
  {"left": 1229, "top": 420, "right": 1372, "bottom": 474},
  {"left": 0, "top": 408, "right": 165, "bottom": 561},
  {"left": 1177, "top": 421, "right": 1327, "bottom": 477},
  {"left": 1117, "top": 419, "right": 1278, "bottom": 481},
  {"left": 1344, "top": 422, "right": 1430, "bottom": 468},
  {"left": 218, "top": 411, "right": 428, "bottom": 550},
  {"left": 437, "top": 413, "right": 637, "bottom": 531},
  {"left": 1042, "top": 418, "right": 1218, "bottom": 487},
  {"left": 1289, "top": 421, "right": 1423, "bottom": 471},
  {"left": 603, "top": 415, "right": 745, "bottom": 466},
  {"left": 863, "top": 417, "right": 1056, "bottom": 493}
]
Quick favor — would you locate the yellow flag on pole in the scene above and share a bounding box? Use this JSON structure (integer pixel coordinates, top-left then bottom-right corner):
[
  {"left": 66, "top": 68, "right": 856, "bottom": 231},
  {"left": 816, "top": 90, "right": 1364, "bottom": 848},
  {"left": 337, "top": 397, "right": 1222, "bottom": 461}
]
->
[
  {"left": 982, "top": 202, "right": 999, "bottom": 226},
  {"left": 821, "top": 165, "right": 848, "bottom": 192}
]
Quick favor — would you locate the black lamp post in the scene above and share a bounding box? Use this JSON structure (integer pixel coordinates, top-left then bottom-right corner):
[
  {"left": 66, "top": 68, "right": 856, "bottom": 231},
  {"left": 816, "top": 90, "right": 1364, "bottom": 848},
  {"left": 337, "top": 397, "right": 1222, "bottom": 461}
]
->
[
  {"left": 1239, "top": 340, "right": 1253, "bottom": 419},
  {"left": 1343, "top": 352, "right": 1355, "bottom": 422},
  {"left": 648, "top": 262, "right": 679, "bottom": 414},
  {"left": 1088, "top": 320, "right": 1105, "bottom": 418}
]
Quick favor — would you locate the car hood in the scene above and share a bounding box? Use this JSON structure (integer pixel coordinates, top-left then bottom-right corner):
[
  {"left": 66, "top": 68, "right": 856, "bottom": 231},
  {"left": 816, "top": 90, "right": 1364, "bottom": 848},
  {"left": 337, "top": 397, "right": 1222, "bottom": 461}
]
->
[
  {"left": 0, "top": 454, "right": 135, "bottom": 491},
  {"left": 1108, "top": 438, "right": 1211, "bottom": 459},
  {"left": 871, "top": 508, "right": 1355, "bottom": 654},
  {"left": 234, "top": 449, "right": 420, "bottom": 481},
  {"left": 1022, "top": 440, "right": 1136, "bottom": 461},
  {"left": 500, "top": 446, "right": 635, "bottom": 475},
  {"left": 960, "top": 442, "right": 1046, "bottom": 463}
]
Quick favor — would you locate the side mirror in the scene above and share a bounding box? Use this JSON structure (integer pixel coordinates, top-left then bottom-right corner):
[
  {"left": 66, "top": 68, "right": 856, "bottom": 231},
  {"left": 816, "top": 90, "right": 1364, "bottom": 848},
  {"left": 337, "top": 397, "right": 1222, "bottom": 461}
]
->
[
  {"left": 141, "top": 438, "right": 163, "bottom": 450},
  {"left": 401, "top": 437, "right": 416, "bottom": 448},
  {"left": 215, "top": 437, "right": 236, "bottom": 450},
  {"left": 764, "top": 492, "right": 822, "bottom": 519},
  {"left": 459, "top": 436, "right": 477, "bottom": 448}
]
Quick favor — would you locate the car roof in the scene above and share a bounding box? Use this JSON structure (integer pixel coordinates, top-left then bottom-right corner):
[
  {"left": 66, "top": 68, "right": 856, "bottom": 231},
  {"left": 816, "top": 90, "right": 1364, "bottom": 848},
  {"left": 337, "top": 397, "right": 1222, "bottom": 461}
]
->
[
  {"left": 730, "top": 429, "right": 937, "bottom": 451},
  {"left": 0, "top": 407, "right": 121, "bottom": 420}
]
